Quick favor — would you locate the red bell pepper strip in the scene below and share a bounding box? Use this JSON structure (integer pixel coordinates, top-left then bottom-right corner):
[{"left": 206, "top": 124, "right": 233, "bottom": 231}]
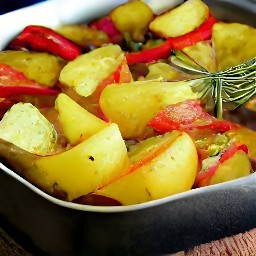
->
[
  {"left": 97, "top": 60, "right": 132, "bottom": 122},
  {"left": 89, "top": 16, "right": 123, "bottom": 44},
  {"left": 0, "top": 98, "right": 14, "bottom": 118},
  {"left": 171, "top": 14, "right": 217, "bottom": 50},
  {"left": 8, "top": 25, "right": 82, "bottom": 61},
  {"left": 0, "top": 64, "right": 59, "bottom": 97},
  {"left": 148, "top": 100, "right": 238, "bottom": 133},
  {"left": 72, "top": 193, "right": 122, "bottom": 206},
  {"left": 125, "top": 38, "right": 172, "bottom": 65},
  {"left": 194, "top": 143, "right": 249, "bottom": 187}
]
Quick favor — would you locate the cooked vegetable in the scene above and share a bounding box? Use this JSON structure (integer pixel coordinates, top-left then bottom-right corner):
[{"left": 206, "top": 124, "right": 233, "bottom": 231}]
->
[
  {"left": 8, "top": 25, "right": 82, "bottom": 61},
  {"left": 100, "top": 81, "right": 197, "bottom": 139},
  {"left": 181, "top": 40, "right": 216, "bottom": 73},
  {"left": 145, "top": 62, "right": 179, "bottom": 81},
  {"left": 110, "top": 1, "right": 154, "bottom": 42},
  {"left": 125, "top": 38, "right": 172, "bottom": 65},
  {"left": 0, "top": 98, "right": 14, "bottom": 118},
  {"left": 59, "top": 44, "right": 125, "bottom": 97},
  {"left": 0, "top": 102, "right": 58, "bottom": 155},
  {"left": 57, "top": 24, "right": 109, "bottom": 49},
  {"left": 55, "top": 93, "right": 107, "bottom": 145},
  {"left": 226, "top": 127, "right": 256, "bottom": 158},
  {"left": 212, "top": 22, "right": 256, "bottom": 71},
  {"left": 35, "top": 123, "right": 130, "bottom": 201},
  {"left": 195, "top": 143, "right": 251, "bottom": 187},
  {"left": 89, "top": 16, "right": 122, "bottom": 44},
  {"left": 171, "top": 14, "right": 217, "bottom": 50},
  {"left": 148, "top": 101, "right": 237, "bottom": 134},
  {"left": 0, "top": 64, "right": 59, "bottom": 97},
  {"left": 0, "top": 50, "right": 66, "bottom": 86},
  {"left": 96, "top": 131, "right": 198, "bottom": 205},
  {"left": 149, "top": 0, "right": 209, "bottom": 38}
]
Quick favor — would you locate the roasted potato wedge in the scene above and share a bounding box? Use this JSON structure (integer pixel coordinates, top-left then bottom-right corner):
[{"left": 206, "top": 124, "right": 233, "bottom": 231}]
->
[
  {"left": 0, "top": 50, "right": 66, "bottom": 86},
  {"left": 110, "top": 1, "right": 154, "bottom": 42},
  {"left": 35, "top": 123, "right": 130, "bottom": 201},
  {"left": 96, "top": 131, "right": 198, "bottom": 205},
  {"left": 55, "top": 93, "right": 107, "bottom": 145},
  {"left": 99, "top": 80, "right": 197, "bottom": 139},
  {"left": 59, "top": 44, "right": 125, "bottom": 97},
  {"left": 149, "top": 0, "right": 209, "bottom": 38}
]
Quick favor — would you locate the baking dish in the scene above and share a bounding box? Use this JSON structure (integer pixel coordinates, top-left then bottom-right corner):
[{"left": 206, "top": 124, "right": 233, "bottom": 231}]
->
[{"left": 0, "top": 0, "right": 256, "bottom": 255}]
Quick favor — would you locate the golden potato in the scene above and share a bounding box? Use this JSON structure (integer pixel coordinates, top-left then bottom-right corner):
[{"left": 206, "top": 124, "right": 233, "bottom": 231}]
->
[
  {"left": 149, "top": 0, "right": 209, "bottom": 38},
  {"left": 226, "top": 127, "right": 256, "bottom": 158},
  {"left": 55, "top": 93, "right": 107, "bottom": 145},
  {"left": 35, "top": 123, "right": 130, "bottom": 201},
  {"left": 0, "top": 50, "right": 66, "bottom": 86},
  {"left": 182, "top": 41, "right": 216, "bottom": 73},
  {"left": 145, "top": 62, "right": 179, "bottom": 81},
  {"left": 209, "top": 150, "right": 251, "bottom": 185},
  {"left": 59, "top": 44, "right": 125, "bottom": 97},
  {"left": 110, "top": 1, "right": 153, "bottom": 42},
  {"left": 99, "top": 81, "right": 197, "bottom": 139},
  {"left": 57, "top": 25, "right": 109, "bottom": 48},
  {"left": 96, "top": 131, "right": 198, "bottom": 205},
  {"left": 212, "top": 22, "right": 256, "bottom": 71}
]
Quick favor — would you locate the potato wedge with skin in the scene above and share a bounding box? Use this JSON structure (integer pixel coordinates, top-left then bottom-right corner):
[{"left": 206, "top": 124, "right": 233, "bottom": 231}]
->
[
  {"left": 0, "top": 50, "right": 66, "bottom": 86},
  {"left": 149, "top": 0, "right": 209, "bottom": 38},
  {"left": 55, "top": 93, "right": 107, "bottom": 145},
  {"left": 110, "top": 1, "right": 154, "bottom": 42},
  {"left": 99, "top": 81, "right": 197, "bottom": 139},
  {"left": 212, "top": 22, "right": 256, "bottom": 71},
  {"left": 35, "top": 123, "right": 130, "bottom": 201},
  {"left": 96, "top": 131, "right": 198, "bottom": 205},
  {"left": 59, "top": 44, "right": 125, "bottom": 97}
]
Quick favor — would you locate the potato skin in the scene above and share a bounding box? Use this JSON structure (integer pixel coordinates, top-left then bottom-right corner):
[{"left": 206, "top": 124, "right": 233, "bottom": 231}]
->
[{"left": 35, "top": 123, "right": 130, "bottom": 201}]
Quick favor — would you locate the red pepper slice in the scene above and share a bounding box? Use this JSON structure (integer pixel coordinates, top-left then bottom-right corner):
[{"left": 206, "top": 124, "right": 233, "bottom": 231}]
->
[
  {"left": 8, "top": 25, "right": 82, "bottom": 61},
  {"left": 0, "top": 64, "right": 59, "bottom": 97},
  {"left": 171, "top": 14, "right": 217, "bottom": 50},
  {"left": 89, "top": 16, "right": 122, "bottom": 44},
  {"left": 0, "top": 98, "right": 14, "bottom": 118},
  {"left": 191, "top": 120, "right": 239, "bottom": 132},
  {"left": 148, "top": 100, "right": 238, "bottom": 133},
  {"left": 149, "top": 101, "right": 212, "bottom": 133},
  {"left": 125, "top": 38, "right": 172, "bottom": 65},
  {"left": 195, "top": 143, "right": 248, "bottom": 187}
]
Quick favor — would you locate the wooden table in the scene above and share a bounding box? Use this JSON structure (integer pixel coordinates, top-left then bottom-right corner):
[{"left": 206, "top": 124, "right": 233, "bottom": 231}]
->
[{"left": 0, "top": 227, "right": 32, "bottom": 256}]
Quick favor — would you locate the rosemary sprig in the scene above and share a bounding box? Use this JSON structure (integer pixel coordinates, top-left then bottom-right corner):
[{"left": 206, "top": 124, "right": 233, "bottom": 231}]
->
[{"left": 170, "top": 56, "right": 256, "bottom": 119}]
